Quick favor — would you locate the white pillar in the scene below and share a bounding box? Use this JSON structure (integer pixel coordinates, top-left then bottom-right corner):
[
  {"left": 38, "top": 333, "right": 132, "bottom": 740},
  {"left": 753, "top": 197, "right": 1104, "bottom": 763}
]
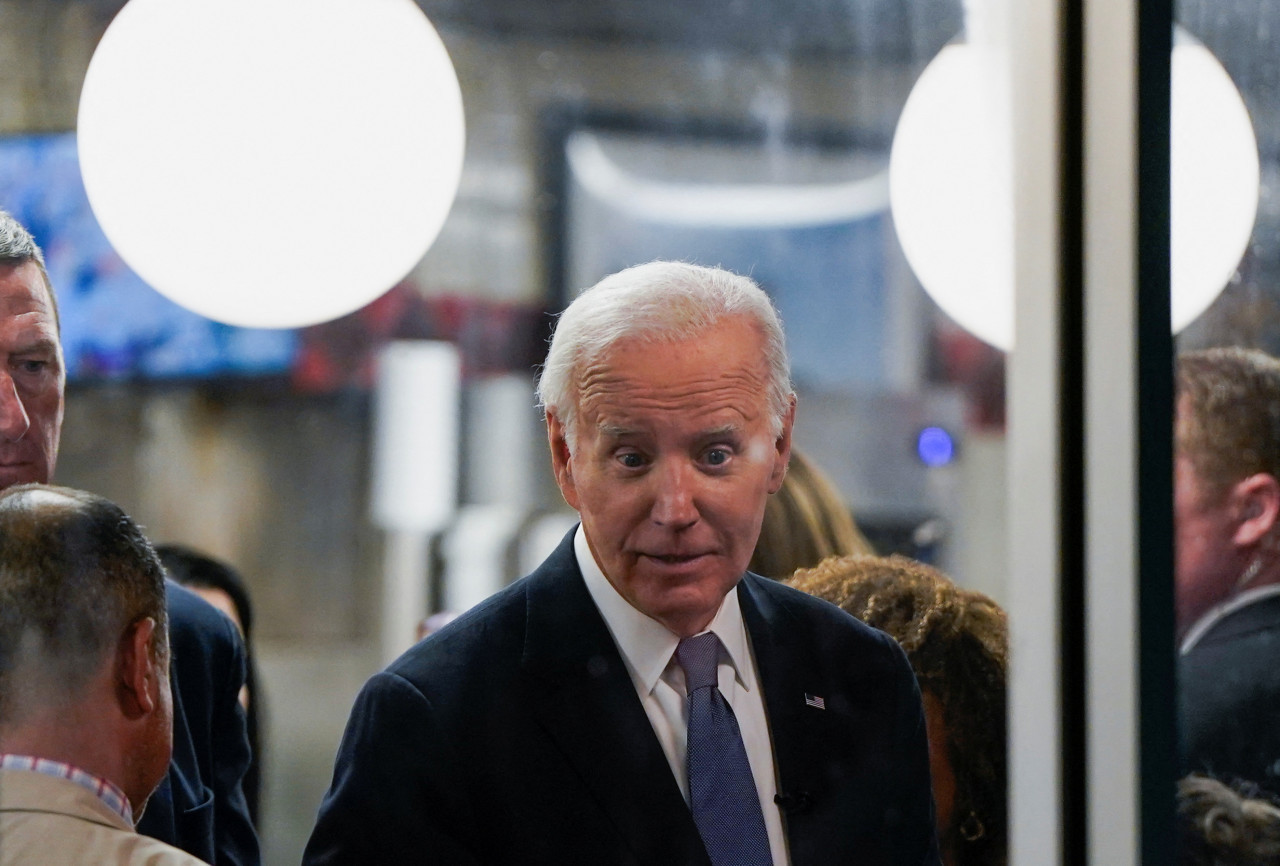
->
[{"left": 371, "top": 340, "right": 461, "bottom": 667}]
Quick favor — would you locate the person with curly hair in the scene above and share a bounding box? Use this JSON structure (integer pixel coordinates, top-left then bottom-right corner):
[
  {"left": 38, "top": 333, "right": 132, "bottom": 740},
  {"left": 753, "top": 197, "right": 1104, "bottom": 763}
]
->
[
  {"left": 787, "top": 554, "right": 1007, "bottom": 866},
  {"left": 1178, "top": 774, "right": 1280, "bottom": 865}
]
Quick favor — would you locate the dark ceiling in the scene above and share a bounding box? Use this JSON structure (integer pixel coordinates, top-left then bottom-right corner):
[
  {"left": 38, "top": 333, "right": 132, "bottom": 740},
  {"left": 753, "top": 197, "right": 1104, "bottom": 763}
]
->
[
  {"left": 415, "top": 0, "right": 962, "bottom": 61},
  {"left": 80, "top": 0, "right": 962, "bottom": 60},
  {"left": 78, "top": 0, "right": 1274, "bottom": 77},
  {"left": 77, "top": 0, "right": 1278, "bottom": 154}
]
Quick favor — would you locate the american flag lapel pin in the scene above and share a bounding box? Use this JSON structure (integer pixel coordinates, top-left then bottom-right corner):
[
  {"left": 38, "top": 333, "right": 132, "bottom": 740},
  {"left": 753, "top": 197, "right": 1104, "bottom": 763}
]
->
[{"left": 804, "top": 693, "right": 826, "bottom": 710}]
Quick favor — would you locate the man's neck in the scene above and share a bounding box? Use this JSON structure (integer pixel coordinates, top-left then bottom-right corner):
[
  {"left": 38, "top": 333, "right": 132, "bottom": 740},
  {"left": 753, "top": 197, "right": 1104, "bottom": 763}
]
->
[
  {"left": 1242, "top": 556, "right": 1280, "bottom": 593},
  {"left": 1179, "top": 555, "right": 1280, "bottom": 640},
  {"left": 1180, "top": 556, "right": 1280, "bottom": 651},
  {"left": 0, "top": 711, "right": 128, "bottom": 804}
]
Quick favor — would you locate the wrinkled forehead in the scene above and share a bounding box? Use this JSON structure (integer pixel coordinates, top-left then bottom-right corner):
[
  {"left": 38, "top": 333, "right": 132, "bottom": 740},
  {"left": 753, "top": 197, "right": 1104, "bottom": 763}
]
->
[{"left": 576, "top": 332, "right": 773, "bottom": 424}]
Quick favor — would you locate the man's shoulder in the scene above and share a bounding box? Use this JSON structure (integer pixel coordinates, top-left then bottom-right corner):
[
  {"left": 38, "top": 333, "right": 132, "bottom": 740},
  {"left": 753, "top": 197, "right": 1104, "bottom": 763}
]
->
[
  {"left": 0, "top": 818, "right": 209, "bottom": 866},
  {"left": 115, "top": 831, "right": 212, "bottom": 866},
  {"left": 1183, "top": 591, "right": 1280, "bottom": 672},
  {"left": 741, "top": 572, "right": 898, "bottom": 649},
  {"left": 1204, "top": 591, "right": 1280, "bottom": 642},
  {"left": 388, "top": 530, "right": 583, "bottom": 675},
  {"left": 399, "top": 577, "right": 530, "bottom": 661},
  {"left": 0, "top": 772, "right": 208, "bottom": 866},
  {"left": 384, "top": 561, "right": 572, "bottom": 688},
  {"left": 740, "top": 572, "right": 914, "bottom": 698}
]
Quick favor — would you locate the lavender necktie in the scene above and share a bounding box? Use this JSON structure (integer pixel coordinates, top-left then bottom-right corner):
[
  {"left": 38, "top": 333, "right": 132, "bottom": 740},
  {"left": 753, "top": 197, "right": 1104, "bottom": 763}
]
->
[{"left": 676, "top": 632, "right": 772, "bottom": 866}]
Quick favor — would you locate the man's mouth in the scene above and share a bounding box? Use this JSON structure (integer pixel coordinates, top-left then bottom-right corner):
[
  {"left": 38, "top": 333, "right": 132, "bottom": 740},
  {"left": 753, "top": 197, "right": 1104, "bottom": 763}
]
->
[{"left": 644, "top": 552, "right": 709, "bottom": 564}]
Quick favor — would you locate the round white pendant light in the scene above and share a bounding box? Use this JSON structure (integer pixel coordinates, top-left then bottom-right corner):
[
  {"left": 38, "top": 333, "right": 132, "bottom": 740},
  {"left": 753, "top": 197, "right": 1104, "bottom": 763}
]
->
[
  {"left": 889, "top": 29, "right": 1259, "bottom": 351},
  {"left": 77, "top": 0, "right": 465, "bottom": 329}
]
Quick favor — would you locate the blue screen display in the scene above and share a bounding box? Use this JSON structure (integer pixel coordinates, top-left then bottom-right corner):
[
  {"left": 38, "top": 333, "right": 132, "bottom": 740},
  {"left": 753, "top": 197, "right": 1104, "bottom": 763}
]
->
[{"left": 0, "top": 132, "right": 297, "bottom": 381}]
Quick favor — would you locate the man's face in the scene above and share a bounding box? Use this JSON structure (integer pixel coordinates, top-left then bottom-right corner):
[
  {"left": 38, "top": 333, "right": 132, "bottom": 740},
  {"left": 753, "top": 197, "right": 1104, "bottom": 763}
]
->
[
  {"left": 0, "top": 262, "right": 63, "bottom": 489},
  {"left": 1174, "top": 449, "right": 1242, "bottom": 634},
  {"left": 549, "top": 316, "right": 793, "bottom": 637}
]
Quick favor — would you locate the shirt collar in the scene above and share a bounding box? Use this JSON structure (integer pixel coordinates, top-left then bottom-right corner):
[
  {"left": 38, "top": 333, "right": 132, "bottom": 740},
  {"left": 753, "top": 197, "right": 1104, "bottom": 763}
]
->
[
  {"left": 1180, "top": 582, "right": 1280, "bottom": 654},
  {"left": 0, "top": 754, "right": 134, "bottom": 825},
  {"left": 575, "top": 525, "right": 753, "bottom": 695}
]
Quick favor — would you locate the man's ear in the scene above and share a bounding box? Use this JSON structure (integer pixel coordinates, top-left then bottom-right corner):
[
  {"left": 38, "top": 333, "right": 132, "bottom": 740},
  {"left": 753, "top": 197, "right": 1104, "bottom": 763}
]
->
[
  {"left": 1232, "top": 472, "right": 1280, "bottom": 547},
  {"left": 116, "top": 617, "right": 160, "bottom": 720},
  {"left": 767, "top": 396, "right": 797, "bottom": 495},
  {"left": 547, "top": 412, "right": 580, "bottom": 511}
]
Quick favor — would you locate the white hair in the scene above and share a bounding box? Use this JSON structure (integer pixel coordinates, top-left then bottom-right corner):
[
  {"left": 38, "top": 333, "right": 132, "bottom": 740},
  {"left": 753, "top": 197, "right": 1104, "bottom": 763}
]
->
[{"left": 536, "top": 261, "right": 793, "bottom": 440}]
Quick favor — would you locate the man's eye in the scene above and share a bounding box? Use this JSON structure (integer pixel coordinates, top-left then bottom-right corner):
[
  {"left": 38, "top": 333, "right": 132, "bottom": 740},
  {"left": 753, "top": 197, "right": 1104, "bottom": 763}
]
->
[
  {"left": 705, "top": 448, "right": 730, "bottom": 466},
  {"left": 16, "top": 360, "right": 47, "bottom": 374},
  {"left": 619, "top": 452, "right": 645, "bottom": 469}
]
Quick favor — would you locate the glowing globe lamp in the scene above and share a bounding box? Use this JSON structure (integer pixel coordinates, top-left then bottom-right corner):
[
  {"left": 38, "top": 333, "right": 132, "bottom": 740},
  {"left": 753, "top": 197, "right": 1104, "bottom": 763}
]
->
[
  {"left": 890, "top": 32, "right": 1259, "bottom": 351},
  {"left": 77, "top": 0, "right": 465, "bottom": 329}
]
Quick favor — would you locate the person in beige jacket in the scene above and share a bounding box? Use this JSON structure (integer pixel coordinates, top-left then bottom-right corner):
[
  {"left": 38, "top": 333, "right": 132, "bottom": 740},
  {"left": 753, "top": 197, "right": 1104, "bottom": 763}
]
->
[{"left": 0, "top": 484, "right": 207, "bottom": 866}]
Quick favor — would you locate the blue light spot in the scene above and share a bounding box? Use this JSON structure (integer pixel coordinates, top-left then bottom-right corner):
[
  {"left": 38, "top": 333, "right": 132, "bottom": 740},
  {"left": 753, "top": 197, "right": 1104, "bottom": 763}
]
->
[{"left": 917, "top": 427, "right": 955, "bottom": 467}]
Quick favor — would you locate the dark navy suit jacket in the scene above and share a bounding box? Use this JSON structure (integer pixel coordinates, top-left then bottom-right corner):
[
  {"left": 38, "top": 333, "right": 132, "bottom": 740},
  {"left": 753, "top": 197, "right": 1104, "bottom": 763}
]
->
[
  {"left": 137, "top": 581, "right": 259, "bottom": 865},
  {"left": 304, "top": 531, "right": 939, "bottom": 865},
  {"left": 1181, "top": 591, "right": 1280, "bottom": 798}
]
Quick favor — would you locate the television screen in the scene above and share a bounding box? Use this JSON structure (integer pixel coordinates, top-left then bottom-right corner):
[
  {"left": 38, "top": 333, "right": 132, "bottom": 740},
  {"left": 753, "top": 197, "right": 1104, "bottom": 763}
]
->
[{"left": 0, "top": 132, "right": 297, "bottom": 381}]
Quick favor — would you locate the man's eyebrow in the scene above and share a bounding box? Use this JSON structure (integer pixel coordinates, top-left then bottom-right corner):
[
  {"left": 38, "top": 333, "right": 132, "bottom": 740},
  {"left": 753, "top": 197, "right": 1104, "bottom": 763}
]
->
[
  {"left": 598, "top": 422, "right": 641, "bottom": 438},
  {"left": 700, "top": 424, "right": 742, "bottom": 439},
  {"left": 10, "top": 337, "right": 60, "bottom": 356}
]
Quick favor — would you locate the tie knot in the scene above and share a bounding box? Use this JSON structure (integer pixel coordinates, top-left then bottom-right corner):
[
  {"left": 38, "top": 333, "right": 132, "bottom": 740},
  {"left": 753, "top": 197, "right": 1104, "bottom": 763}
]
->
[{"left": 676, "top": 632, "right": 721, "bottom": 694}]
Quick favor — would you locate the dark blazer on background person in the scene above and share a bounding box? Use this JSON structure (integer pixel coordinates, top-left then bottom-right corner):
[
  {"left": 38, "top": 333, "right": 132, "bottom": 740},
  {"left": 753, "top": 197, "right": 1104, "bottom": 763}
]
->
[
  {"left": 304, "top": 530, "right": 939, "bottom": 866},
  {"left": 137, "top": 581, "right": 259, "bottom": 865},
  {"left": 1180, "top": 590, "right": 1280, "bottom": 799}
]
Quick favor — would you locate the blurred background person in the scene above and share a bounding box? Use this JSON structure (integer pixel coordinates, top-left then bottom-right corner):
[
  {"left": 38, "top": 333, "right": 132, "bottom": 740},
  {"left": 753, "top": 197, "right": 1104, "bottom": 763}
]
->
[
  {"left": 0, "top": 484, "right": 207, "bottom": 865},
  {"left": 1177, "top": 773, "right": 1280, "bottom": 866},
  {"left": 787, "top": 553, "right": 1008, "bottom": 866},
  {"left": 414, "top": 610, "right": 460, "bottom": 642},
  {"left": 1176, "top": 348, "right": 1280, "bottom": 797},
  {"left": 158, "top": 544, "right": 267, "bottom": 830},
  {"left": 749, "top": 447, "right": 876, "bottom": 579}
]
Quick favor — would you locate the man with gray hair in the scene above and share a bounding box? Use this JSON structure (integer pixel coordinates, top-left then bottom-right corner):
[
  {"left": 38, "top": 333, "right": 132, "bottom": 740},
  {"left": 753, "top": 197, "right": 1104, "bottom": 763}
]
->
[
  {"left": 0, "top": 209, "right": 257, "bottom": 863},
  {"left": 0, "top": 484, "right": 207, "bottom": 864},
  {"left": 306, "top": 261, "right": 939, "bottom": 865}
]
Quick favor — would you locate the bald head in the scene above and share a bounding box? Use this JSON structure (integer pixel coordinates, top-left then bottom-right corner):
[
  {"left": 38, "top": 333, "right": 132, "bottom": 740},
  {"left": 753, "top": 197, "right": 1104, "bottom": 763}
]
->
[{"left": 0, "top": 484, "right": 167, "bottom": 724}]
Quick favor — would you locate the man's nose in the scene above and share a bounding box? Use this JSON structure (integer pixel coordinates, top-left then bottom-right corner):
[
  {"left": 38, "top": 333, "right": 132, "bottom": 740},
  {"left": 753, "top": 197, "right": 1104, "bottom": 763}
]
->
[
  {"left": 0, "top": 373, "right": 31, "bottom": 442},
  {"left": 650, "top": 460, "right": 699, "bottom": 528}
]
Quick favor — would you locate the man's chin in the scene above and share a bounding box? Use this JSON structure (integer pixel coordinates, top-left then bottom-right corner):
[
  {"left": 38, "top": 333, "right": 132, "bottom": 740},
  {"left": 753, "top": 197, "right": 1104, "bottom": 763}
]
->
[{"left": 636, "top": 585, "right": 737, "bottom": 636}]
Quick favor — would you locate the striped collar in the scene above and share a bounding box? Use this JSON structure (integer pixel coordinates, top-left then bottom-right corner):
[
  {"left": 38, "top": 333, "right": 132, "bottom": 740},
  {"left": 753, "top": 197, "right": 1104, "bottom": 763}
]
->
[{"left": 0, "top": 754, "right": 134, "bottom": 825}]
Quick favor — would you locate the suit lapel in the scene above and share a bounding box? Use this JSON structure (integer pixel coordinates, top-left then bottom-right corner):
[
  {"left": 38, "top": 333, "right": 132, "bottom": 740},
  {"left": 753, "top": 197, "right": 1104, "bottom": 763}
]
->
[
  {"left": 521, "top": 533, "right": 710, "bottom": 866},
  {"left": 739, "top": 574, "right": 855, "bottom": 865}
]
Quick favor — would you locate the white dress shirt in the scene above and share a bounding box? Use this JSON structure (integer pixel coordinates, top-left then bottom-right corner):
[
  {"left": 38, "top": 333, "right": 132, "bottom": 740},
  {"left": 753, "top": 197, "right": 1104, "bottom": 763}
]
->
[{"left": 575, "top": 526, "right": 791, "bottom": 866}]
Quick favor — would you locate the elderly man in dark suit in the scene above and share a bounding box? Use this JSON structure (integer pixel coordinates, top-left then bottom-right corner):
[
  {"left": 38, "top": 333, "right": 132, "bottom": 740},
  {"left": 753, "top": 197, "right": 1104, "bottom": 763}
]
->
[
  {"left": 0, "top": 210, "right": 258, "bottom": 864},
  {"left": 1177, "top": 347, "right": 1280, "bottom": 798},
  {"left": 305, "top": 261, "right": 939, "bottom": 865}
]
